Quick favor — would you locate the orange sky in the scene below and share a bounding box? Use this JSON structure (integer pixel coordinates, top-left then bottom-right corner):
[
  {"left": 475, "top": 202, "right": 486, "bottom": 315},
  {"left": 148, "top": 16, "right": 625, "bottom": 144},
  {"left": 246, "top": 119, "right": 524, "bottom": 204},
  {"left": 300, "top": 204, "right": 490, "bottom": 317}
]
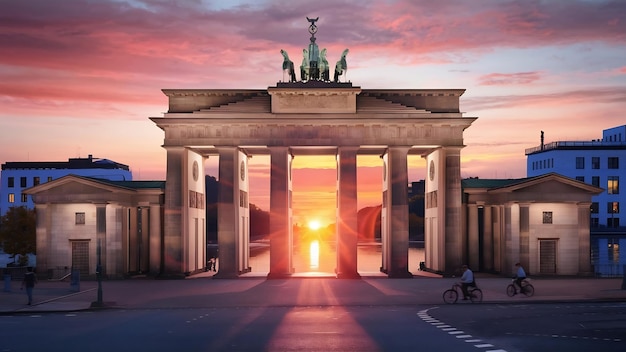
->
[{"left": 1, "top": 0, "right": 625, "bottom": 226}]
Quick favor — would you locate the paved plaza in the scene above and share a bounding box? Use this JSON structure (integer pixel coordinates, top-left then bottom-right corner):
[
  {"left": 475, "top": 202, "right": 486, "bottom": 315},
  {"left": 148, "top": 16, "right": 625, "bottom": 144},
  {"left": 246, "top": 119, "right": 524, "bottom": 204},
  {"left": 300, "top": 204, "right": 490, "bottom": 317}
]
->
[{"left": 2, "top": 271, "right": 625, "bottom": 314}]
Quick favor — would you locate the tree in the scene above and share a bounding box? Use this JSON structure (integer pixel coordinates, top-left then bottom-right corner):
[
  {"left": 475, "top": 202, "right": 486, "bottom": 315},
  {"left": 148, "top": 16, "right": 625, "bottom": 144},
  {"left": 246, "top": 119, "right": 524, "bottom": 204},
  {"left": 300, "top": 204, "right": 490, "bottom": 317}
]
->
[
  {"left": 249, "top": 203, "right": 269, "bottom": 241},
  {"left": 0, "top": 206, "right": 36, "bottom": 264}
]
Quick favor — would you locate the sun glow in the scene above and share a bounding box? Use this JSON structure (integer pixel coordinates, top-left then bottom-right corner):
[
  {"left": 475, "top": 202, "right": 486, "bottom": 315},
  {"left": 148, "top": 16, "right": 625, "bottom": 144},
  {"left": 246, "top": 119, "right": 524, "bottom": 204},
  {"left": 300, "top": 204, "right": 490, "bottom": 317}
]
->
[
  {"left": 308, "top": 220, "right": 322, "bottom": 231},
  {"left": 309, "top": 240, "right": 320, "bottom": 269}
]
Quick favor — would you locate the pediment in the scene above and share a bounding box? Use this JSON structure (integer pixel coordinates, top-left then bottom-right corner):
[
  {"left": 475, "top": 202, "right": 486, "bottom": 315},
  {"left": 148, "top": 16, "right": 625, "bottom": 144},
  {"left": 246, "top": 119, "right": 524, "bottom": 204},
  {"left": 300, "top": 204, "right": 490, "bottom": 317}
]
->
[
  {"left": 490, "top": 173, "right": 603, "bottom": 196},
  {"left": 24, "top": 175, "right": 133, "bottom": 196},
  {"left": 512, "top": 180, "right": 585, "bottom": 195}
]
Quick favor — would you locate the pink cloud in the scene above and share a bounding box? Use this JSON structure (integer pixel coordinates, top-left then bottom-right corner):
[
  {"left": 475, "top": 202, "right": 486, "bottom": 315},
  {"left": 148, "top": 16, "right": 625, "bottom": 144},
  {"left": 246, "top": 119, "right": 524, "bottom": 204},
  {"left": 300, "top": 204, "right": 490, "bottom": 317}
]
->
[
  {"left": 463, "top": 87, "right": 626, "bottom": 111},
  {"left": 478, "top": 72, "right": 542, "bottom": 86}
]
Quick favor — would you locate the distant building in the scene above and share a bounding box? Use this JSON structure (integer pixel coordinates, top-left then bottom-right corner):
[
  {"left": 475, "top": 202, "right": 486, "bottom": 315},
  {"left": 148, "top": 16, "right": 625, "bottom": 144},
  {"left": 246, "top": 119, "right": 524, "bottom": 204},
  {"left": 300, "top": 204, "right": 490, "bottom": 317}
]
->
[
  {"left": 461, "top": 173, "right": 602, "bottom": 276},
  {"left": 24, "top": 175, "right": 165, "bottom": 279},
  {"left": 525, "top": 125, "right": 626, "bottom": 233},
  {"left": 0, "top": 155, "right": 132, "bottom": 216}
]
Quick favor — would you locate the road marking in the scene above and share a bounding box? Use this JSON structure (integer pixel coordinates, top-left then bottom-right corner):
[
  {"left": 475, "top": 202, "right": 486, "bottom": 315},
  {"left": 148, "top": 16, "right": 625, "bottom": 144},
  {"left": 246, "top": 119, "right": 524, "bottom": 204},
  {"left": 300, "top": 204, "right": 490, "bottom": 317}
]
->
[
  {"left": 418, "top": 308, "right": 508, "bottom": 352},
  {"left": 506, "top": 331, "right": 622, "bottom": 342}
]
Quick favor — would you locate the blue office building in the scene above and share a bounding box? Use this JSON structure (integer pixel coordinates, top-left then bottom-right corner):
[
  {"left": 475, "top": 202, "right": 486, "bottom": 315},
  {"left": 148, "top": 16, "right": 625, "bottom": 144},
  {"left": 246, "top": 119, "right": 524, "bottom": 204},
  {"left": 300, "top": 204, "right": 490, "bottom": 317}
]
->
[
  {"left": 0, "top": 155, "right": 132, "bottom": 216},
  {"left": 526, "top": 125, "right": 626, "bottom": 233}
]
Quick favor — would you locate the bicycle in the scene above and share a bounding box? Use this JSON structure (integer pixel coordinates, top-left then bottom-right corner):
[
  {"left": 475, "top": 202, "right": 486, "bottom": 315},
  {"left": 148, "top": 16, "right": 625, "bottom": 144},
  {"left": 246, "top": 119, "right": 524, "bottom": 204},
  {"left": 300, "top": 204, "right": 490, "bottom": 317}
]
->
[
  {"left": 443, "top": 282, "right": 483, "bottom": 304},
  {"left": 506, "top": 278, "right": 534, "bottom": 297}
]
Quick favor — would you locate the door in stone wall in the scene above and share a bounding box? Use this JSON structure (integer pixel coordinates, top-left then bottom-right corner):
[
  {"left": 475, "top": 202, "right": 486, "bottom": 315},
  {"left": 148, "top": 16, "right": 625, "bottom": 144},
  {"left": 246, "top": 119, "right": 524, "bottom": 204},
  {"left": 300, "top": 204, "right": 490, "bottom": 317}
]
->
[
  {"left": 71, "top": 240, "right": 90, "bottom": 277},
  {"left": 539, "top": 239, "right": 557, "bottom": 274}
]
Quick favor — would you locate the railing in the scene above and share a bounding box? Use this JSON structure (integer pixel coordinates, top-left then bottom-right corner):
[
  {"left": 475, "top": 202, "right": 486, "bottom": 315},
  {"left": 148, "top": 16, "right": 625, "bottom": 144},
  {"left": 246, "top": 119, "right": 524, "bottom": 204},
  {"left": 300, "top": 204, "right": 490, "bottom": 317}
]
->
[{"left": 525, "top": 140, "right": 626, "bottom": 155}]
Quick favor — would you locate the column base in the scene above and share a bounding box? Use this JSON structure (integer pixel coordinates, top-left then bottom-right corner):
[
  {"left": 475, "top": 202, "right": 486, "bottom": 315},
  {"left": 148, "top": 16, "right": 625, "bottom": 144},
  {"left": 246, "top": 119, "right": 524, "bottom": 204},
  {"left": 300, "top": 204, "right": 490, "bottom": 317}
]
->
[
  {"left": 267, "top": 272, "right": 293, "bottom": 279},
  {"left": 212, "top": 272, "right": 240, "bottom": 279},
  {"left": 387, "top": 270, "right": 414, "bottom": 278},
  {"left": 336, "top": 271, "right": 361, "bottom": 279}
]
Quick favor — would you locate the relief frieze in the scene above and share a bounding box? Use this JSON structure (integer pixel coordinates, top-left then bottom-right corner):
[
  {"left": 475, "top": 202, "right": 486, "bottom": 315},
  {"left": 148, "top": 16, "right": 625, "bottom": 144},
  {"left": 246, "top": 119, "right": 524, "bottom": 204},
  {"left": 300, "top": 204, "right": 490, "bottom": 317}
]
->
[{"left": 163, "top": 121, "right": 465, "bottom": 146}]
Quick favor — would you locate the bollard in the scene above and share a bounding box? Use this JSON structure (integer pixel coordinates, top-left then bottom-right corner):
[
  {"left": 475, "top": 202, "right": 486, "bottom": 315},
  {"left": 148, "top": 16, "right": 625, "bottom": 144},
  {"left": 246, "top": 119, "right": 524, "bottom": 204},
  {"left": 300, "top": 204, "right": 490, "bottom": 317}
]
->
[
  {"left": 3, "top": 273, "right": 11, "bottom": 292},
  {"left": 70, "top": 269, "right": 80, "bottom": 292}
]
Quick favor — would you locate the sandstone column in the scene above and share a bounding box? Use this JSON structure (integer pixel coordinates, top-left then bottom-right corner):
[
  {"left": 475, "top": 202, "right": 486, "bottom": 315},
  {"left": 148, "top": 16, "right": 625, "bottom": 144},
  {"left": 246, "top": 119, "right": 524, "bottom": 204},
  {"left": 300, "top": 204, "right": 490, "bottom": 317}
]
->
[
  {"left": 467, "top": 203, "right": 479, "bottom": 270},
  {"left": 268, "top": 147, "right": 293, "bottom": 278},
  {"left": 336, "top": 147, "right": 360, "bottom": 278},
  {"left": 519, "top": 203, "right": 530, "bottom": 270},
  {"left": 577, "top": 202, "right": 592, "bottom": 275},
  {"left": 386, "top": 147, "right": 412, "bottom": 278},
  {"left": 149, "top": 204, "right": 162, "bottom": 274},
  {"left": 482, "top": 205, "right": 493, "bottom": 271},
  {"left": 162, "top": 146, "right": 184, "bottom": 275},
  {"left": 215, "top": 147, "right": 240, "bottom": 278},
  {"left": 444, "top": 147, "right": 463, "bottom": 274}
]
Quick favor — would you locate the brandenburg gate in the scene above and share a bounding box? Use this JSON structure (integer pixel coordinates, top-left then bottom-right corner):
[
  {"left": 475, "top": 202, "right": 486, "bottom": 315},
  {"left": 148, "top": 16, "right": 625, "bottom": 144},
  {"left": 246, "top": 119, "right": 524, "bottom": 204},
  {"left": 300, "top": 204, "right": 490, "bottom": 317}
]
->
[{"left": 150, "top": 19, "right": 477, "bottom": 278}]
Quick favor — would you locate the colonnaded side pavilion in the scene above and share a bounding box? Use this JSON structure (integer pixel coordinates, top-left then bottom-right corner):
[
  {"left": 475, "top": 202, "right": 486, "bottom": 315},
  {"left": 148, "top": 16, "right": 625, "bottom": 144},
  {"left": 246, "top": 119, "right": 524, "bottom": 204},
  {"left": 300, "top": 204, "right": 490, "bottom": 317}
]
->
[{"left": 150, "top": 19, "right": 478, "bottom": 278}]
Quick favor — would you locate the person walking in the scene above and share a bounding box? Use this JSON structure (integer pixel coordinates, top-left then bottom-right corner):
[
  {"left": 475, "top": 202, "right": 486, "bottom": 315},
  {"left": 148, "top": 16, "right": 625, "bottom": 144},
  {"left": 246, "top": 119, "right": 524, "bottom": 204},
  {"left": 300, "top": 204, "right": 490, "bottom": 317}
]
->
[
  {"left": 20, "top": 267, "right": 38, "bottom": 305},
  {"left": 513, "top": 262, "right": 527, "bottom": 295}
]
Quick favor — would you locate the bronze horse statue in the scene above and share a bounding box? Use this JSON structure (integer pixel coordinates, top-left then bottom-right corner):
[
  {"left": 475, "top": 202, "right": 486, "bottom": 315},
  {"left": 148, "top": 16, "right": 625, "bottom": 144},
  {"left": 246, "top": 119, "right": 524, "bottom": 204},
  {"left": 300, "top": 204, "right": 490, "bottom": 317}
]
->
[
  {"left": 334, "top": 49, "right": 349, "bottom": 82},
  {"left": 280, "top": 49, "right": 296, "bottom": 83}
]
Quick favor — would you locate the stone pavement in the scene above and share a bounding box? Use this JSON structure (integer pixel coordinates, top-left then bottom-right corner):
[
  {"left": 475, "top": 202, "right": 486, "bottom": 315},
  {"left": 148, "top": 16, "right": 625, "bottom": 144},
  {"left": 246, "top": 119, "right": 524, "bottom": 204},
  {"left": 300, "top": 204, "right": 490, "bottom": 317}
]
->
[{"left": 2, "top": 271, "right": 625, "bottom": 314}]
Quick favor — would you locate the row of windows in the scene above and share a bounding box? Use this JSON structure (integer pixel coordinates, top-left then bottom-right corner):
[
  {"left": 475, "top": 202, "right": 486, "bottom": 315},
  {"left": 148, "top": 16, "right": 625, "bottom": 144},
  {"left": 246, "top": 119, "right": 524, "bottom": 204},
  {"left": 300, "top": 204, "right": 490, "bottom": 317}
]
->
[
  {"left": 6, "top": 176, "right": 52, "bottom": 188},
  {"left": 531, "top": 156, "right": 620, "bottom": 171},
  {"left": 590, "top": 202, "right": 620, "bottom": 214},
  {"left": 574, "top": 176, "right": 620, "bottom": 194},
  {"left": 576, "top": 156, "right": 620, "bottom": 169},
  {"left": 591, "top": 218, "right": 620, "bottom": 228},
  {"left": 532, "top": 158, "right": 554, "bottom": 170},
  {"left": 7, "top": 193, "right": 29, "bottom": 203}
]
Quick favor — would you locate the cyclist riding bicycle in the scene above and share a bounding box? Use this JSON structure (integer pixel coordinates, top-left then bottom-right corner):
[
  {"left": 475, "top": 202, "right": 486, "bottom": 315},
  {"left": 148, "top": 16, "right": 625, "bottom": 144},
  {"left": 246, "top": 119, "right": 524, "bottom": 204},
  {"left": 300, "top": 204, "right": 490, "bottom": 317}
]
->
[
  {"left": 459, "top": 265, "right": 476, "bottom": 300},
  {"left": 513, "top": 262, "right": 526, "bottom": 295}
]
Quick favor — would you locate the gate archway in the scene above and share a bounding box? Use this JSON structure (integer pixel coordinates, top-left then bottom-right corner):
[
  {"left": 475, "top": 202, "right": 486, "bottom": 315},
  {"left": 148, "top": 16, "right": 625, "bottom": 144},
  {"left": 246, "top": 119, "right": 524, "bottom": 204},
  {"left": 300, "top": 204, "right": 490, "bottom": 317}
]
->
[{"left": 150, "top": 84, "right": 477, "bottom": 278}]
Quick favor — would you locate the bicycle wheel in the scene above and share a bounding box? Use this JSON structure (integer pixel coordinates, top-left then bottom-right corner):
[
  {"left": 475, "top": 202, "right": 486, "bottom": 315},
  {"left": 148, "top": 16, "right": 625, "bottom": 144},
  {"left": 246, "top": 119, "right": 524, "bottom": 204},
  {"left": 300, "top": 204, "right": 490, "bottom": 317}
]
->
[
  {"left": 506, "top": 284, "right": 516, "bottom": 297},
  {"left": 470, "top": 289, "right": 483, "bottom": 303},
  {"left": 522, "top": 283, "right": 534, "bottom": 297},
  {"left": 443, "top": 289, "right": 458, "bottom": 304}
]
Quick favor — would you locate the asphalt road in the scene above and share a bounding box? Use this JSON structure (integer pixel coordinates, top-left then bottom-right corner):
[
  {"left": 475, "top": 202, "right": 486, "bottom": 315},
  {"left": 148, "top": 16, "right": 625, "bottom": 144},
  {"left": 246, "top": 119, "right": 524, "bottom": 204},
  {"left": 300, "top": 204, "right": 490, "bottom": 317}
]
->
[
  {"left": 425, "top": 301, "right": 626, "bottom": 352},
  {"left": 3, "top": 302, "right": 626, "bottom": 351}
]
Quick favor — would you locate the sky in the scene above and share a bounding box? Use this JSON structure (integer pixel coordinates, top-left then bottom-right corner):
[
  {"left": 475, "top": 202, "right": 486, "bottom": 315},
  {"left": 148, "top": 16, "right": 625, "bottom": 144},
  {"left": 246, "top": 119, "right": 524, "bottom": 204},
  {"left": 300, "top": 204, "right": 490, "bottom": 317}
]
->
[{"left": 1, "top": 0, "right": 625, "bottom": 226}]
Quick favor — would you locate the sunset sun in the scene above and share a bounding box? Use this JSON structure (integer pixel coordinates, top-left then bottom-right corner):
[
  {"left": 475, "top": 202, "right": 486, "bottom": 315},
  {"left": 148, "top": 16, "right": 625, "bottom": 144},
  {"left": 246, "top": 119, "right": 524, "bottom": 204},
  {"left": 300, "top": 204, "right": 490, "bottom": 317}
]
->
[{"left": 308, "top": 220, "right": 322, "bottom": 231}]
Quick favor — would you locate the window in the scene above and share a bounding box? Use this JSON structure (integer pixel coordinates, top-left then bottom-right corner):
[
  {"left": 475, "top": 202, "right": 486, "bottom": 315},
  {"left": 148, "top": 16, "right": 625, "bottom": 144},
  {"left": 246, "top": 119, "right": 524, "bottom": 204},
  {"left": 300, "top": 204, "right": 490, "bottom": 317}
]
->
[
  {"left": 592, "top": 176, "right": 600, "bottom": 187},
  {"left": 608, "top": 218, "right": 620, "bottom": 228},
  {"left": 608, "top": 157, "right": 619, "bottom": 169},
  {"left": 575, "top": 176, "right": 585, "bottom": 182},
  {"left": 576, "top": 157, "right": 585, "bottom": 169},
  {"left": 47, "top": 176, "right": 52, "bottom": 182},
  {"left": 8, "top": 177, "right": 14, "bottom": 187},
  {"left": 590, "top": 202, "right": 599, "bottom": 213},
  {"left": 608, "top": 202, "right": 620, "bottom": 214},
  {"left": 75, "top": 212, "right": 86, "bottom": 225},
  {"left": 33, "top": 176, "right": 40, "bottom": 186},
  {"left": 608, "top": 176, "right": 619, "bottom": 194},
  {"left": 590, "top": 218, "right": 599, "bottom": 228},
  {"left": 20, "top": 177, "right": 27, "bottom": 187},
  {"left": 21, "top": 193, "right": 27, "bottom": 202},
  {"left": 542, "top": 211, "right": 553, "bottom": 224},
  {"left": 592, "top": 157, "right": 600, "bottom": 169},
  {"left": 8, "top": 193, "right": 15, "bottom": 203}
]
